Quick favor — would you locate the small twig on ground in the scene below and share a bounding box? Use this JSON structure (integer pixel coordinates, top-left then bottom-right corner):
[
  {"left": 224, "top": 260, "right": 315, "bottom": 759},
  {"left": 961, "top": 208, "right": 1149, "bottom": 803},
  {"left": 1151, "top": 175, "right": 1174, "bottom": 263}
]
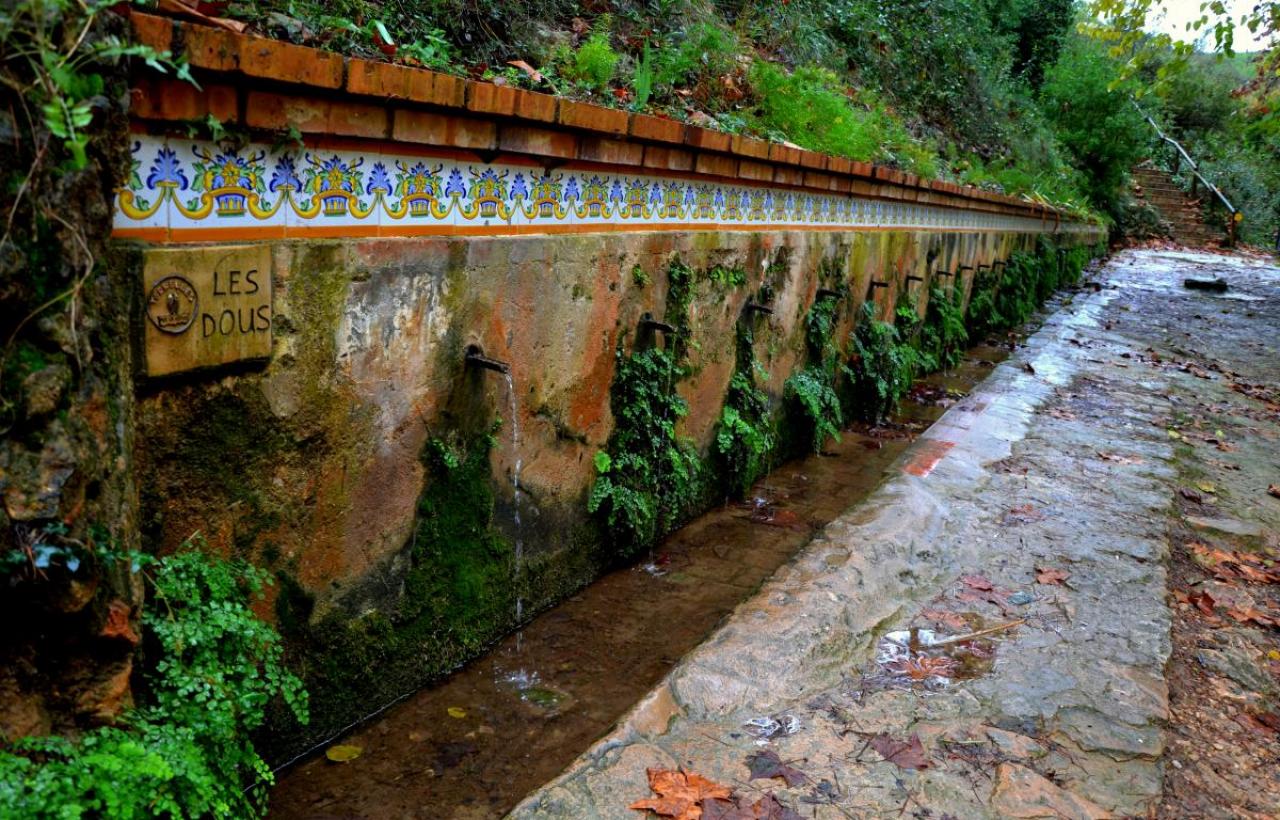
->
[{"left": 929, "top": 619, "right": 1026, "bottom": 646}]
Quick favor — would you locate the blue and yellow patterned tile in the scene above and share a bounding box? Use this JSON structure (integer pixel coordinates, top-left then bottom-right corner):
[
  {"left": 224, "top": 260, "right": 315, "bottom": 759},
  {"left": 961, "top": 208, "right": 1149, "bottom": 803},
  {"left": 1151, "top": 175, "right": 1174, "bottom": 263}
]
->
[
  {"left": 114, "top": 135, "right": 171, "bottom": 240},
  {"left": 286, "top": 144, "right": 380, "bottom": 238},
  {"left": 162, "top": 139, "right": 287, "bottom": 240}
]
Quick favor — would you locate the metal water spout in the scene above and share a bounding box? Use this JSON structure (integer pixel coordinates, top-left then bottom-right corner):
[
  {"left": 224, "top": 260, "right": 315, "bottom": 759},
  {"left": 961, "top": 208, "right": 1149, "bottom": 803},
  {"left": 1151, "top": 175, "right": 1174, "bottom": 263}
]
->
[
  {"left": 815, "top": 287, "right": 842, "bottom": 301},
  {"left": 744, "top": 302, "right": 774, "bottom": 316},
  {"left": 639, "top": 312, "right": 676, "bottom": 334},
  {"left": 464, "top": 344, "right": 511, "bottom": 374},
  {"left": 905, "top": 274, "right": 924, "bottom": 284}
]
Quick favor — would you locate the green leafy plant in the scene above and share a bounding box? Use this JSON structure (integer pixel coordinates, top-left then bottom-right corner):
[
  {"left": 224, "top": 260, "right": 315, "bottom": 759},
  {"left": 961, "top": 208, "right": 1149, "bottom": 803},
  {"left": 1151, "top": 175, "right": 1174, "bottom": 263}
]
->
[
  {"left": 3, "top": 1, "right": 193, "bottom": 169},
  {"left": 784, "top": 290, "right": 847, "bottom": 451},
  {"left": 748, "top": 61, "right": 939, "bottom": 176},
  {"left": 706, "top": 264, "right": 747, "bottom": 289},
  {"left": 651, "top": 21, "right": 739, "bottom": 106},
  {"left": 571, "top": 30, "right": 619, "bottom": 92},
  {"left": 920, "top": 283, "right": 969, "bottom": 372},
  {"left": 847, "top": 302, "right": 920, "bottom": 423},
  {"left": 716, "top": 306, "right": 776, "bottom": 496},
  {"left": 0, "top": 541, "right": 307, "bottom": 818},
  {"left": 784, "top": 365, "right": 844, "bottom": 451},
  {"left": 631, "top": 41, "right": 654, "bottom": 110},
  {"left": 588, "top": 259, "right": 700, "bottom": 550},
  {"left": 398, "top": 27, "right": 455, "bottom": 70}
]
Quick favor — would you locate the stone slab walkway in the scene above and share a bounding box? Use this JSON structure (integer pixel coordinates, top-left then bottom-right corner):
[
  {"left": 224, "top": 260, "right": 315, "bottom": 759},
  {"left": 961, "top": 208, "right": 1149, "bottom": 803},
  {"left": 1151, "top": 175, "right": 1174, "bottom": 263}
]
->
[{"left": 507, "top": 248, "right": 1280, "bottom": 818}]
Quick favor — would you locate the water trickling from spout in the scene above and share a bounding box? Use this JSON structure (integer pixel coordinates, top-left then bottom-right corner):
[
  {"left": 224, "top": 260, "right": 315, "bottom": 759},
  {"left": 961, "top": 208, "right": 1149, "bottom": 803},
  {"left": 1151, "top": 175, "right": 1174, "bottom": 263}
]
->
[{"left": 504, "top": 372, "right": 524, "bottom": 643}]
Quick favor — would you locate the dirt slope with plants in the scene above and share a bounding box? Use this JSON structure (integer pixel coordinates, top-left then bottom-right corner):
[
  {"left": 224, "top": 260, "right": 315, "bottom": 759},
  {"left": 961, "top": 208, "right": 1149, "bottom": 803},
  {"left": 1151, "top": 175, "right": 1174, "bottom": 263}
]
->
[{"left": 189, "top": 0, "right": 1143, "bottom": 223}]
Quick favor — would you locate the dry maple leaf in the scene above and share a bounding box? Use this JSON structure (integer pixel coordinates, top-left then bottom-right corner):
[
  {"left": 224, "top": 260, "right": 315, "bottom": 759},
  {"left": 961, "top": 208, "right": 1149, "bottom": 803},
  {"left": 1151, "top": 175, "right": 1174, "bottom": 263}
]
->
[
  {"left": 745, "top": 750, "right": 807, "bottom": 787},
  {"left": 631, "top": 768, "right": 733, "bottom": 820},
  {"left": 869, "top": 733, "right": 932, "bottom": 770},
  {"left": 1034, "top": 566, "right": 1070, "bottom": 586}
]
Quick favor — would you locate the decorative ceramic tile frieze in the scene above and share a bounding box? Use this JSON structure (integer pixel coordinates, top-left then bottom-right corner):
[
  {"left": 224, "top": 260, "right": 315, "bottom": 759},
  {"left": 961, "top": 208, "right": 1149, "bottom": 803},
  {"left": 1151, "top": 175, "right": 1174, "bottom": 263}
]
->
[{"left": 115, "top": 135, "right": 1090, "bottom": 241}]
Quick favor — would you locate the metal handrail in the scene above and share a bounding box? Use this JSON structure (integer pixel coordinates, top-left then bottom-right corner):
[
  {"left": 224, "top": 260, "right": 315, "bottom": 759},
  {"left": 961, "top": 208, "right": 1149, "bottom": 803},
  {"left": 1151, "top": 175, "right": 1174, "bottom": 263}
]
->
[{"left": 1133, "top": 100, "right": 1239, "bottom": 243}]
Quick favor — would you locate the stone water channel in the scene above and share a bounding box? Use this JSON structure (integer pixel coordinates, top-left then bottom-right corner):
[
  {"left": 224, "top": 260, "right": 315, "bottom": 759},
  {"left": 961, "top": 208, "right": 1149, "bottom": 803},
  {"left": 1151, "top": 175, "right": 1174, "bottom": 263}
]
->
[{"left": 268, "top": 345, "right": 1012, "bottom": 818}]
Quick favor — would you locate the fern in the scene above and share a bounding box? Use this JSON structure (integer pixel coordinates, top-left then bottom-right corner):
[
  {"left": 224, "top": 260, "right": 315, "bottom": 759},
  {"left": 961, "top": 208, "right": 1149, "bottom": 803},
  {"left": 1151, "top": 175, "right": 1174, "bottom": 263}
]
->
[
  {"left": 847, "top": 302, "right": 919, "bottom": 423},
  {"left": 921, "top": 283, "right": 968, "bottom": 371}
]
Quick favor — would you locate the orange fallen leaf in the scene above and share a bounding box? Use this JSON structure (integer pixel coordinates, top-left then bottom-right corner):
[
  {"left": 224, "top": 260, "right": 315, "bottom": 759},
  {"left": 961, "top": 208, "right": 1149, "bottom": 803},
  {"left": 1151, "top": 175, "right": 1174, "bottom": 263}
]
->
[
  {"left": 1188, "top": 589, "right": 1217, "bottom": 616},
  {"left": 631, "top": 768, "right": 733, "bottom": 820},
  {"left": 1225, "top": 606, "right": 1280, "bottom": 628},
  {"left": 1269, "top": 484, "right": 1280, "bottom": 500},
  {"left": 920, "top": 608, "right": 969, "bottom": 631},
  {"left": 1034, "top": 567, "right": 1070, "bottom": 586},
  {"left": 507, "top": 60, "right": 543, "bottom": 83}
]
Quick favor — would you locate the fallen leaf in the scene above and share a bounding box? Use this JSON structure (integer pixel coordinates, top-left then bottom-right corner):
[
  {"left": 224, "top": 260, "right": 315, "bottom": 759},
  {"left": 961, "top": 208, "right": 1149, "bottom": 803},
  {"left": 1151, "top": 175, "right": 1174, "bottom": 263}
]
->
[
  {"left": 703, "top": 793, "right": 803, "bottom": 820},
  {"left": 1197, "top": 481, "right": 1217, "bottom": 494},
  {"left": 1034, "top": 567, "right": 1070, "bottom": 586},
  {"left": 920, "top": 608, "right": 969, "bottom": 631},
  {"left": 962, "top": 574, "right": 994, "bottom": 591},
  {"left": 1185, "top": 589, "right": 1217, "bottom": 616},
  {"left": 324, "top": 744, "right": 362, "bottom": 762},
  {"left": 506, "top": 59, "right": 543, "bottom": 83},
  {"left": 745, "top": 750, "right": 807, "bottom": 787},
  {"left": 1235, "top": 713, "right": 1278, "bottom": 737},
  {"left": 748, "top": 507, "right": 806, "bottom": 530},
  {"left": 1190, "top": 543, "right": 1280, "bottom": 584},
  {"left": 1225, "top": 606, "right": 1280, "bottom": 628},
  {"left": 885, "top": 654, "right": 958, "bottom": 681},
  {"left": 630, "top": 768, "right": 733, "bottom": 820},
  {"left": 1269, "top": 484, "right": 1280, "bottom": 500},
  {"left": 1098, "top": 451, "right": 1142, "bottom": 465},
  {"left": 447, "top": 706, "right": 467, "bottom": 719},
  {"left": 869, "top": 733, "right": 932, "bottom": 770},
  {"left": 1002, "top": 503, "right": 1045, "bottom": 524}
]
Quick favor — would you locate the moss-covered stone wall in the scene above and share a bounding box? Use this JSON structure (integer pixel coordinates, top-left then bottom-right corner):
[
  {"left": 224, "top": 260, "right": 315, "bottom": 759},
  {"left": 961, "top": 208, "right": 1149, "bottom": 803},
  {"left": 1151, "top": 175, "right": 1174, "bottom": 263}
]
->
[{"left": 130, "top": 227, "right": 1099, "bottom": 758}]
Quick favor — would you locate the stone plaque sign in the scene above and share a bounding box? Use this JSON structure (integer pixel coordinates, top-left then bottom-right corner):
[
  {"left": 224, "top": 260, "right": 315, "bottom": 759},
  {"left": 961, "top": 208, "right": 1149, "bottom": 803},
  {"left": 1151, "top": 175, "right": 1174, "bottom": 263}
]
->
[{"left": 142, "top": 245, "right": 273, "bottom": 376}]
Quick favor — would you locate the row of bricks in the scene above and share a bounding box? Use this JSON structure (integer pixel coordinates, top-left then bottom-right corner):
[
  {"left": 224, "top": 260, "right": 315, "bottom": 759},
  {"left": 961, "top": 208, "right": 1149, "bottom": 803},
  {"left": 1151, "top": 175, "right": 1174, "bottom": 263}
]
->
[{"left": 128, "top": 11, "right": 1051, "bottom": 216}]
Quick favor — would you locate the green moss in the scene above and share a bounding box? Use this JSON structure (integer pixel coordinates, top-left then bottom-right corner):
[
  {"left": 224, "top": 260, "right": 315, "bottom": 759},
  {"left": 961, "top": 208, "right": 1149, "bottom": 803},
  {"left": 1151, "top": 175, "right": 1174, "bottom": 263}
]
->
[{"left": 264, "top": 425, "right": 520, "bottom": 760}]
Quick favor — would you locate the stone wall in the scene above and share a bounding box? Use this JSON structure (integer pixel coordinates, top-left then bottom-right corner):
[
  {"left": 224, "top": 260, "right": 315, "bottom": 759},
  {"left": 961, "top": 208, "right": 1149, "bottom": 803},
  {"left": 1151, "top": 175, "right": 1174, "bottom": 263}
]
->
[{"left": 114, "top": 10, "right": 1103, "bottom": 756}]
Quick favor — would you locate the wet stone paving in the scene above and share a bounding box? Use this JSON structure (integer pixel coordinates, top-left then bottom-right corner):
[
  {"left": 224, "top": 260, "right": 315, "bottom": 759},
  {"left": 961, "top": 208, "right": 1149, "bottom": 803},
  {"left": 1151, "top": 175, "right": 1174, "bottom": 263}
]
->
[{"left": 513, "top": 249, "right": 1280, "bottom": 819}]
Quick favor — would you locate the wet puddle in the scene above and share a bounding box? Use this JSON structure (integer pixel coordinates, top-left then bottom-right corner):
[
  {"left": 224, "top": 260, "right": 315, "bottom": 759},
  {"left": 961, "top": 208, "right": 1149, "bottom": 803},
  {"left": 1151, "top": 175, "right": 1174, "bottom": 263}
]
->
[
  {"left": 873, "top": 625, "right": 1003, "bottom": 688},
  {"left": 269, "top": 347, "right": 1008, "bottom": 819}
]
